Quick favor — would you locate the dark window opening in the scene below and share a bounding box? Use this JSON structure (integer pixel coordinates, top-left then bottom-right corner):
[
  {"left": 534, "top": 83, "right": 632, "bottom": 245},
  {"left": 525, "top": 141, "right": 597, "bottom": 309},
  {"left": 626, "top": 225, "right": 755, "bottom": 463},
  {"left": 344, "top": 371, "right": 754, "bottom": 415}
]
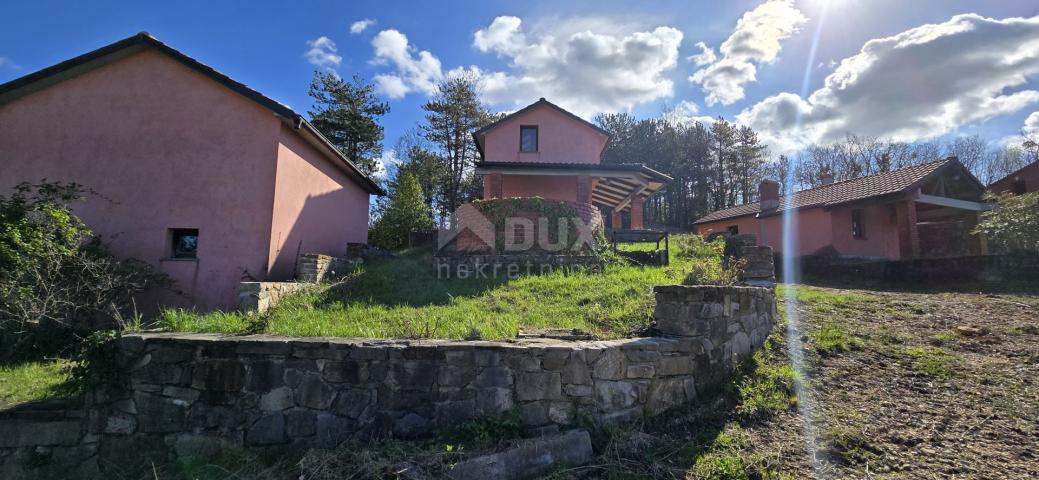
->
[
  {"left": 520, "top": 126, "right": 538, "bottom": 152},
  {"left": 727, "top": 225, "right": 739, "bottom": 235},
  {"left": 851, "top": 209, "right": 865, "bottom": 239},
  {"left": 170, "top": 228, "right": 199, "bottom": 259},
  {"left": 1012, "top": 180, "right": 1027, "bottom": 195}
]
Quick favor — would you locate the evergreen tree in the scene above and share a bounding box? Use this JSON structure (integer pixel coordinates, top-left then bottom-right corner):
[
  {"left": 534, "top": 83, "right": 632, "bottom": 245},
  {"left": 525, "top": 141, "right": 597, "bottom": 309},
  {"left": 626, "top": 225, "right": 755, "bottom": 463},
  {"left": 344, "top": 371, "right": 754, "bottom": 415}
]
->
[
  {"left": 308, "top": 72, "right": 390, "bottom": 178},
  {"left": 368, "top": 172, "right": 434, "bottom": 250},
  {"left": 421, "top": 75, "right": 492, "bottom": 221}
]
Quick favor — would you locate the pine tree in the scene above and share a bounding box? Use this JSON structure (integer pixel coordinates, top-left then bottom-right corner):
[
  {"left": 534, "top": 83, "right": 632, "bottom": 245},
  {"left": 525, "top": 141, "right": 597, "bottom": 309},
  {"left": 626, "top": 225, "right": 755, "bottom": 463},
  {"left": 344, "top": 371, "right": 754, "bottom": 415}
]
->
[{"left": 308, "top": 72, "right": 390, "bottom": 178}]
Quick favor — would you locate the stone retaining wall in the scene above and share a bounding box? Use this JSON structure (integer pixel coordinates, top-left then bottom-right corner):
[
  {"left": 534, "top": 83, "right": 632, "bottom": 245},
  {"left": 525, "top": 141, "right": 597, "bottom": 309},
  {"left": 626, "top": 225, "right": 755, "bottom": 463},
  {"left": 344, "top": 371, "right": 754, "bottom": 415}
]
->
[
  {"left": 296, "top": 253, "right": 359, "bottom": 283},
  {"left": 237, "top": 281, "right": 313, "bottom": 314},
  {"left": 1, "top": 285, "right": 775, "bottom": 476}
]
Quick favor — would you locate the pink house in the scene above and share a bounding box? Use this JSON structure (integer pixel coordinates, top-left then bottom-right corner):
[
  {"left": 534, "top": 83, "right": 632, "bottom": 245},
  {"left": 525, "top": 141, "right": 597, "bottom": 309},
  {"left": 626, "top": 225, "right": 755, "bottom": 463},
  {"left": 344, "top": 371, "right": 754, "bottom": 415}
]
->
[
  {"left": 471, "top": 98, "right": 671, "bottom": 232},
  {"left": 694, "top": 159, "right": 990, "bottom": 260},
  {"left": 0, "top": 33, "right": 383, "bottom": 311}
]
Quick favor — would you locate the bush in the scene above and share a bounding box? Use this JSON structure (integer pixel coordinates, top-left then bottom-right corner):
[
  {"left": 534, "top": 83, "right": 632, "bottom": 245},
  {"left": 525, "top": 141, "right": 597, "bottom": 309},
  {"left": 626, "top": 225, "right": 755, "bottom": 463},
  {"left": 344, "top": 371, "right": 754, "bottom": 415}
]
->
[
  {"left": 369, "top": 172, "right": 435, "bottom": 250},
  {"left": 0, "top": 181, "right": 167, "bottom": 361},
  {"left": 975, "top": 192, "right": 1039, "bottom": 253},
  {"left": 674, "top": 234, "right": 744, "bottom": 285}
]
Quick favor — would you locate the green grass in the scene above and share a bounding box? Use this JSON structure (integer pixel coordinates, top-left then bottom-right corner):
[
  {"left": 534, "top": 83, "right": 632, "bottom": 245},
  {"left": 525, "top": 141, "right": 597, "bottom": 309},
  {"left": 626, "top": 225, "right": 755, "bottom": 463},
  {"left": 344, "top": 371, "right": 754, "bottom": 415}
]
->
[
  {"left": 0, "top": 360, "right": 70, "bottom": 408},
  {"left": 900, "top": 346, "right": 961, "bottom": 379},
  {"left": 812, "top": 321, "right": 865, "bottom": 355},
  {"left": 163, "top": 236, "right": 723, "bottom": 340}
]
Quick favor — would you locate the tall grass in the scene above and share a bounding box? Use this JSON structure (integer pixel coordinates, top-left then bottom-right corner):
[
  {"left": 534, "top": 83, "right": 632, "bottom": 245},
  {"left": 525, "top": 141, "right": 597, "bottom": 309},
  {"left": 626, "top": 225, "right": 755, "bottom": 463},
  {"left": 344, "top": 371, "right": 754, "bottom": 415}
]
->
[{"left": 163, "top": 235, "right": 723, "bottom": 340}]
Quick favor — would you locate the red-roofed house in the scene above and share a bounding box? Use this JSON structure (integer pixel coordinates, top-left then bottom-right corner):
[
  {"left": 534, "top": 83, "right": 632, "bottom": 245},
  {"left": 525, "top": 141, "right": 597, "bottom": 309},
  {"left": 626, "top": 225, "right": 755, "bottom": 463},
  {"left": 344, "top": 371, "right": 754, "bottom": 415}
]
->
[
  {"left": 989, "top": 160, "right": 1039, "bottom": 195},
  {"left": 0, "top": 33, "right": 383, "bottom": 311},
  {"left": 693, "top": 159, "right": 990, "bottom": 260}
]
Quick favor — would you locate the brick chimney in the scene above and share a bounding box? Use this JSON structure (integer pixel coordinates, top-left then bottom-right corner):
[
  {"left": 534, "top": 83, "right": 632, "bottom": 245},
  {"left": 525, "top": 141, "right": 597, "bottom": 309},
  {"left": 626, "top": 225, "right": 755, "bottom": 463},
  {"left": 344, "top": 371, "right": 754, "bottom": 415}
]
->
[
  {"left": 819, "top": 172, "right": 834, "bottom": 185},
  {"left": 759, "top": 180, "right": 779, "bottom": 211}
]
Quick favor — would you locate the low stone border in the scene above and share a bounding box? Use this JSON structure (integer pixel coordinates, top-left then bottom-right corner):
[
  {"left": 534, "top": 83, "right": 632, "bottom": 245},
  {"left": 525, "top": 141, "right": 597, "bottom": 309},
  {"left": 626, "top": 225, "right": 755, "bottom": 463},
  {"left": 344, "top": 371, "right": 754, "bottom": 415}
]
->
[{"left": 236, "top": 281, "right": 313, "bottom": 314}]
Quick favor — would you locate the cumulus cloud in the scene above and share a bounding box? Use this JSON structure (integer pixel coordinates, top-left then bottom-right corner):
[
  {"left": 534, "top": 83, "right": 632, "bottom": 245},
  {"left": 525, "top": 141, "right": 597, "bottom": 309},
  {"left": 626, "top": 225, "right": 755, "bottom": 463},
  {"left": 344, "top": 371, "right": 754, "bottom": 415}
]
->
[
  {"left": 690, "top": 0, "right": 807, "bottom": 106},
  {"left": 350, "top": 19, "right": 376, "bottom": 34},
  {"left": 304, "top": 36, "right": 342, "bottom": 69},
  {"left": 664, "top": 100, "right": 716, "bottom": 126},
  {"left": 737, "top": 13, "right": 1039, "bottom": 155},
  {"left": 370, "top": 29, "right": 444, "bottom": 98},
  {"left": 470, "top": 16, "right": 684, "bottom": 117},
  {"left": 1024, "top": 111, "right": 1039, "bottom": 136},
  {"left": 365, "top": 16, "right": 682, "bottom": 116},
  {"left": 687, "top": 41, "right": 717, "bottom": 66},
  {"left": 371, "top": 149, "right": 401, "bottom": 180}
]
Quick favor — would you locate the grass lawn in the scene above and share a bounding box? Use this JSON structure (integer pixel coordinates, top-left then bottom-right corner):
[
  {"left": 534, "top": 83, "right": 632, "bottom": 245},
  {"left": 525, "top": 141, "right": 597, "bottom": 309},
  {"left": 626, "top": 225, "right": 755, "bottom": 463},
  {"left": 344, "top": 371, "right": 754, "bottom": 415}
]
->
[
  {"left": 0, "top": 359, "right": 70, "bottom": 408},
  {"left": 163, "top": 235, "right": 723, "bottom": 340}
]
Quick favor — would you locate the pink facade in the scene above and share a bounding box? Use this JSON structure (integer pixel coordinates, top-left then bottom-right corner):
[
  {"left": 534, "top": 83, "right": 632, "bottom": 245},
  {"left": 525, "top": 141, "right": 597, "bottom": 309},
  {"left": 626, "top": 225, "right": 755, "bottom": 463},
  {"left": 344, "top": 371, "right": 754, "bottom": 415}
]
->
[
  {"left": 479, "top": 103, "right": 607, "bottom": 165},
  {"left": 0, "top": 39, "right": 378, "bottom": 311},
  {"left": 989, "top": 161, "right": 1039, "bottom": 194}
]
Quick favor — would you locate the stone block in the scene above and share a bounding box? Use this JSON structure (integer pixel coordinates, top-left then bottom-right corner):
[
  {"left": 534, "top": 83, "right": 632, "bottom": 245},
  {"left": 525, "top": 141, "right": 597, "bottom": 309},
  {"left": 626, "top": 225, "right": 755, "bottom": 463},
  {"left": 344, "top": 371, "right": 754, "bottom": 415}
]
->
[
  {"left": 623, "top": 349, "right": 661, "bottom": 363},
  {"left": 591, "top": 348, "right": 625, "bottom": 380},
  {"left": 472, "top": 367, "right": 513, "bottom": 388},
  {"left": 134, "top": 392, "right": 187, "bottom": 433},
  {"left": 476, "top": 388, "right": 514, "bottom": 414},
  {"left": 657, "top": 356, "right": 694, "bottom": 376},
  {"left": 519, "top": 401, "right": 549, "bottom": 426},
  {"left": 246, "top": 413, "right": 286, "bottom": 445},
  {"left": 247, "top": 360, "right": 285, "bottom": 392},
  {"left": 192, "top": 360, "right": 247, "bottom": 392},
  {"left": 540, "top": 350, "right": 570, "bottom": 371},
  {"left": 286, "top": 409, "right": 317, "bottom": 437},
  {"left": 516, "top": 372, "right": 562, "bottom": 401},
  {"left": 259, "top": 386, "right": 295, "bottom": 412},
  {"left": 332, "top": 388, "right": 374, "bottom": 419},
  {"left": 646, "top": 378, "right": 687, "bottom": 414},
  {"left": 438, "top": 365, "right": 476, "bottom": 387},
  {"left": 564, "top": 384, "right": 593, "bottom": 397},
  {"left": 103, "top": 412, "right": 136, "bottom": 435},
  {"left": 294, "top": 374, "right": 335, "bottom": 409},
  {"left": 322, "top": 360, "right": 368, "bottom": 384},
  {"left": 393, "top": 413, "right": 429, "bottom": 437},
  {"left": 594, "top": 381, "right": 639, "bottom": 411},
  {"left": 448, "top": 429, "right": 593, "bottom": 480},
  {"left": 0, "top": 420, "right": 82, "bottom": 447},
  {"left": 625, "top": 365, "right": 655, "bottom": 379}
]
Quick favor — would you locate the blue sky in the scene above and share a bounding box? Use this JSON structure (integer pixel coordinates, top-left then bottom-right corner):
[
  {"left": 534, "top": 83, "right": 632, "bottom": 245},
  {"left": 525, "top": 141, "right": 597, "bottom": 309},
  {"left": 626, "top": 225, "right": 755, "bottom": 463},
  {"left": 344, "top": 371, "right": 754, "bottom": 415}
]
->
[{"left": 3, "top": 0, "right": 1039, "bottom": 168}]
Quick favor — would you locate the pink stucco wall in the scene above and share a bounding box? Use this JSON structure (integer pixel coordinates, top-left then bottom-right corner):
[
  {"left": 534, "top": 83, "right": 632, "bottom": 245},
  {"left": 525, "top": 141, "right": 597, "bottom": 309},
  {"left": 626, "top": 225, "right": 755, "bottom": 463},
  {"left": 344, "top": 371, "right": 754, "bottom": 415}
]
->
[
  {"left": 500, "top": 175, "right": 579, "bottom": 202},
  {"left": 0, "top": 49, "right": 371, "bottom": 311},
  {"left": 696, "top": 204, "right": 905, "bottom": 260},
  {"left": 480, "top": 104, "right": 607, "bottom": 164},
  {"left": 267, "top": 124, "right": 370, "bottom": 279}
]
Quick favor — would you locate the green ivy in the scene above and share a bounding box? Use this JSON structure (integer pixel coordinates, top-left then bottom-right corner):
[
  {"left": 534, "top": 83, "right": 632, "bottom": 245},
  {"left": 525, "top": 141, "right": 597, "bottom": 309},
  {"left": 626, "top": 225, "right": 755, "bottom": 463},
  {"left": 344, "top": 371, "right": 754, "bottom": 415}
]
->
[{"left": 470, "top": 197, "right": 596, "bottom": 253}]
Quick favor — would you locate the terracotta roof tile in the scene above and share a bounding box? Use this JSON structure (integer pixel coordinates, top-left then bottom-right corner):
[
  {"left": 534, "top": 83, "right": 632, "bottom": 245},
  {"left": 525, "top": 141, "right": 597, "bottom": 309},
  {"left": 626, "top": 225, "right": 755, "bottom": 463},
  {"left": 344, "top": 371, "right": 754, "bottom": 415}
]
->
[{"left": 694, "top": 159, "right": 955, "bottom": 224}]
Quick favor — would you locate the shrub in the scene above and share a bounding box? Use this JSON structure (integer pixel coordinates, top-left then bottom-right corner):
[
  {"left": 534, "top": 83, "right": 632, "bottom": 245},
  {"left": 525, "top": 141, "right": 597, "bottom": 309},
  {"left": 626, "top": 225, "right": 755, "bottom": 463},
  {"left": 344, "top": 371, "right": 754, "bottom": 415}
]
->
[
  {"left": 369, "top": 172, "right": 435, "bottom": 250},
  {"left": 0, "top": 181, "right": 167, "bottom": 361},
  {"left": 675, "top": 234, "right": 744, "bottom": 285},
  {"left": 975, "top": 192, "right": 1039, "bottom": 253}
]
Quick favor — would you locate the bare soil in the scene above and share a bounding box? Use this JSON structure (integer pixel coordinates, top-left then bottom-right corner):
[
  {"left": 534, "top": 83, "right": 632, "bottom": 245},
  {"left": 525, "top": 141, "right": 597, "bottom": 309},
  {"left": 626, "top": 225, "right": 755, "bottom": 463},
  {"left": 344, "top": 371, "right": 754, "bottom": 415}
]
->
[{"left": 586, "top": 283, "right": 1039, "bottom": 479}]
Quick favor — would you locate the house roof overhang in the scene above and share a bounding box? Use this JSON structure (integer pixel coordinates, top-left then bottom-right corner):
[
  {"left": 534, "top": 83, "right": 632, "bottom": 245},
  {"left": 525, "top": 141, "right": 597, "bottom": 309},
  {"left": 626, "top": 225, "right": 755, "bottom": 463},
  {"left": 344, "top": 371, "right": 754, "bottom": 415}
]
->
[
  {"left": 0, "top": 32, "right": 385, "bottom": 196},
  {"left": 474, "top": 161, "right": 672, "bottom": 211}
]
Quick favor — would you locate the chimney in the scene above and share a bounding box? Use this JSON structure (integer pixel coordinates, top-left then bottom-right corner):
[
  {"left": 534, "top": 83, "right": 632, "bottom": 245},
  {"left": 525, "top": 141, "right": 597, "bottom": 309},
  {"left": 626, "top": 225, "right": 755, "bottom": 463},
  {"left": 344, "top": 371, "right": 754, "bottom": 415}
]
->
[
  {"left": 820, "top": 172, "right": 834, "bottom": 185},
  {"left": 759, "top": 180, "right": 779, "bottom": 211}
]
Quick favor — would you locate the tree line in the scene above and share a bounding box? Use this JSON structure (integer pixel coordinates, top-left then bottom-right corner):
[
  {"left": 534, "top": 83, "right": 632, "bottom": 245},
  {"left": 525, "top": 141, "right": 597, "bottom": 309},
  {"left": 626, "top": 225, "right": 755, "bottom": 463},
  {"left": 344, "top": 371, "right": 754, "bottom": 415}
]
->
[{"left": 305, "top": 71, "right": 1038, "bottom": 236}]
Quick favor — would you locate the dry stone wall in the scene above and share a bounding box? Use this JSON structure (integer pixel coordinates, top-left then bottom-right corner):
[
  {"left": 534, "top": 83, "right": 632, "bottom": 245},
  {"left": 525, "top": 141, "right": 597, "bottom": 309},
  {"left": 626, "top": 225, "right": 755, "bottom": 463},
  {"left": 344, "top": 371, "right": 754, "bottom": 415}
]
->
[{"left": 1, "top": 285, "right": 775, "bottom": 475}]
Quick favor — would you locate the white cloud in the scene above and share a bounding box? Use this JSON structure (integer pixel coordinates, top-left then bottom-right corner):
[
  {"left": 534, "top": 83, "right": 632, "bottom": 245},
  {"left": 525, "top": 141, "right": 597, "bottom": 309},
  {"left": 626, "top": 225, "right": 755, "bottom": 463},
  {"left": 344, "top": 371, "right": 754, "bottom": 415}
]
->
[
  {"left": 470, "top": 16, "right": 684, "bottom": 117},
  {"left": 304, "top": 36, "right": 342, "bottom": 69},
  {"left": 690, "top": 0, "right": 807, "bottom": 106},
  {"left": 1024, "top": 111, "right": 1039, "bottom": 136},
  {"left": 372, "top": 149, "right": 400, "bottom": 180},
  {"left": 663, "top": 100, "right": 715, "bottom": 126},
  {"left": 737, "top": 13, "right": 1039, "bottom": 155},
  {"left": 367, "top": 16, "right": 683, "bottom": 117},
  {"left": 370, "top": 29, "right": 444, "bottom": 98},
  {"left": 687, "top": 41, "right": 717, "bottom": 66},
  {"left": 350, "top": 19, "right": 376, "bottom": 34}
]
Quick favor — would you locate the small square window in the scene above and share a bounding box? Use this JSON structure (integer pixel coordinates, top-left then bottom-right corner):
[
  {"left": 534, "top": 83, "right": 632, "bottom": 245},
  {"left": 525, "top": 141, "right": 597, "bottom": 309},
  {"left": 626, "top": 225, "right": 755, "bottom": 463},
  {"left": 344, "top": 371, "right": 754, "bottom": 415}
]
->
[
  {"left": 1012, "top": 180, "right": 1026, "bottom": 195},
  {"left": 170, "top": 228, "right": 198, "bottom": 259},
  {"left": 520, "top": 126, "right": 538, "bottom": 152},
  {"left": 851, "top": 210, "right": 865, "bottom": 239}
]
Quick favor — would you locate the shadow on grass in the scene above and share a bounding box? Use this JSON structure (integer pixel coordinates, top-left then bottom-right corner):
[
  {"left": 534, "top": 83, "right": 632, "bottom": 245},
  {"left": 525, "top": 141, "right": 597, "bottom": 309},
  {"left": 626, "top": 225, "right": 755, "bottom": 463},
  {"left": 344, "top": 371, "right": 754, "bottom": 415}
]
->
[{"left": 313, "top": 247, "right": 508, "bottom": 309}]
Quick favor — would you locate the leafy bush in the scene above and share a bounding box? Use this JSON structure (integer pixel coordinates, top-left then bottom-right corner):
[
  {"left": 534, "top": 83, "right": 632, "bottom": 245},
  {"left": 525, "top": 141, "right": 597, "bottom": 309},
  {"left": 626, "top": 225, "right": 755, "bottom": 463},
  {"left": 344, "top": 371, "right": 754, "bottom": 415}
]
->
[
  {"left": 369, "top": 172, "right": 435, "bottom": 250},
  {"left": 975, "top": 192, "right": 1039, "bottom": 253},
  {"left": 0, "top": 181, "right": 167, "bottom": 361},
  {"left": 675, "top": 234, "right": 745, "bottom": 285}
]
